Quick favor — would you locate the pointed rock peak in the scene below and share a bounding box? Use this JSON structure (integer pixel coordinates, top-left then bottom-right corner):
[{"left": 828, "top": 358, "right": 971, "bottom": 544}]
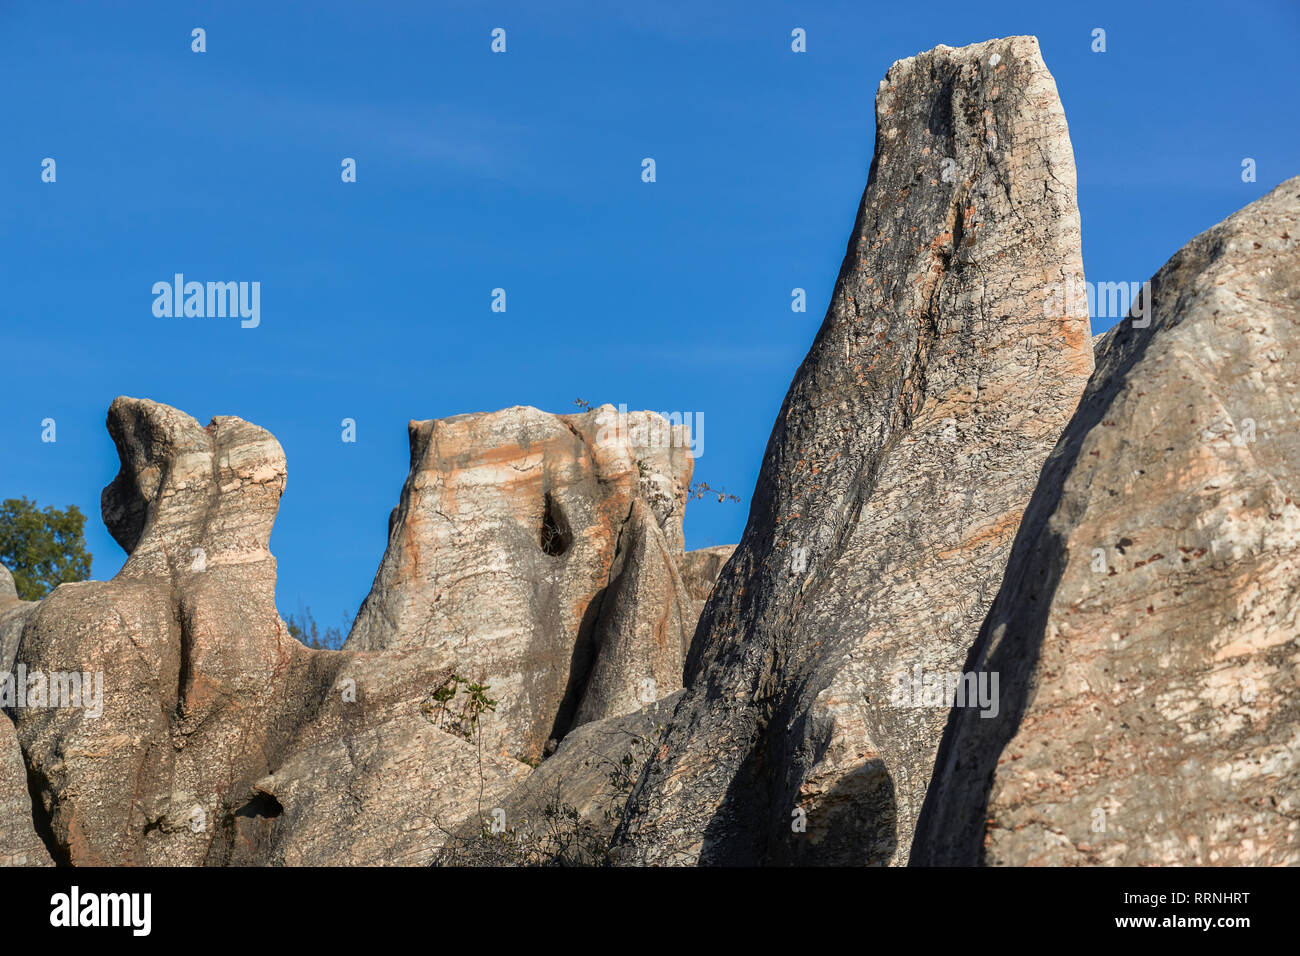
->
[{"left": 613, "top": 35, "right": 1093, "bottom": 866}]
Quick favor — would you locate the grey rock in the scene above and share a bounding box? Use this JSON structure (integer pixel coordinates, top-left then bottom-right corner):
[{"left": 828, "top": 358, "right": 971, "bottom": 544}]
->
[
  {"left": 573, "top": 500, "right": 693, "bottom": 726},
  {"left": 613, "top": 35, "right": 1093, "bottom": 866},
  {"left": 8, "top": 396, "right": 716, "bottom": 867},
  {"left": 0, "top": 564, "right": 48, "bottom": 868},
  {"left": 221, "top": 647, "right": 532, "bottom": 866},
  {"left": 439, "top": 692, "right": 682, "bottom": 865},
  {"left": 14, "top": 397, "right": 303, "bottom": 864},
  {"left": 0, "top": 564, "right": 37, "bottom": 676},
  {"left": 0, "top": 716, "right": 52, "bottom": 867},
  {"left": 345, "top": 404, "right": 695, "bottom": 763},
  {"left": 913, "top": 177, "right": 1300, "bottom": 866},
  {"left": 679, "top": 545, "right": 736, "bottom": 626},
  {"left": 13, "top": 398, "right": 494, "bottom": 866}
]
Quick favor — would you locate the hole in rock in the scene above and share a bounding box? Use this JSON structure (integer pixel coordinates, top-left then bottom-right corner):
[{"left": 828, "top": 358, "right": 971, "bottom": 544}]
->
[
  {"left": 235, "top": 791, "right": 283, "bottom": 820},
  {"left": 539, "top": 493, "right": 572, "bottom": 557}
]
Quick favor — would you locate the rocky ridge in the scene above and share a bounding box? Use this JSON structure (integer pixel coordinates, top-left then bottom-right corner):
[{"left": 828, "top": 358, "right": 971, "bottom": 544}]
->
[
  {"left": 2, "top": 35, "right": 1296, "bottom": 869},
  {"left": 2, "top": 398, "right": 716, "bottom": 865}
]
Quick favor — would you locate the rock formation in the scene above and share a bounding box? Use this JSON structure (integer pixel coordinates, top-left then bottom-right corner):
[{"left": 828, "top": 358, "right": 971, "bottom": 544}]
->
[
  {"left": 679, "top": 545, "right": 736, "bottom": 624},
  {"left": 2, "top": 398, "right": 723, "bottom": 866},
  {"left": 0, "top": 716, "right": 51, "bottom": 867},
  {"left": 438, "top": 692, "right": 683, "bottom": 865},
  {"left": 912, "top": 176, "right": 1300, "bottom": 866},
  {"left": 0, "top": 564, "right": 37, "bottom": 677},
  {"left": 612, "top": 35, "right": 1094, "bottom": 866},
  {"left": 1, "top": 564, "right": 52, "bottom": 866},
  {"left": 345, "top": 404, "right": 697, "bottom": 762},
  {"left": 12, "top": 398, "right": 325, "bottom": 864},
  {"left": 4, "top": 34, "right": 1292, "bottom": 872},
  {"left": 221, "top": 647, "right": 532, "bottom": 866}
]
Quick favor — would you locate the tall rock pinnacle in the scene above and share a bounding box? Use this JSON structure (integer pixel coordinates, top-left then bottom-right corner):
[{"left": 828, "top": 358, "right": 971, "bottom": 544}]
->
[{"left": 613, "top": 35, "right": 1093, "bottom": 865}]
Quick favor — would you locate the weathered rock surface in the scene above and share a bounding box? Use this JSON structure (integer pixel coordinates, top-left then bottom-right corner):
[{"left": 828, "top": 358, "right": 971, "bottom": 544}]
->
[
  {"left": 10, "top": 398, "right": 520, "bottom": 866},
  {"left": 3, "top": 397, "right": 730, "bottom": 867},
  {"left": 0, "top": 564, "right": 37, "bottom": 673},
  {"left": 679, "top": 545, "right": 736, "bottom": 626},
  {"left": 345, "top": 404, "right": 697, "bottom": 763},
  {"left": 613, "top": 35, "right": 1093, "bottom": 865},
  {"left": 223, "top": 647, "right": 532, "bottom": 866},
  {"left": 1, "top": 564, "right": 51, "bottom": 867},
  {"left": 438, "top": 692, "right": 682, "bottom": 865},
  {"left": 913, "top": 177, "right": 1300, "bottom": 866},
  {"left": 573, "top": 500, "right": 693, "bottom": 726},
  {"left": 13, "top": 397, "right": 311, "bottom": 864},
  {"left": 0, "top": 716, "right": 52, "bottom": 866},
  {"left": 18, "top": 35, "right": 1289, "bottom": 872}
]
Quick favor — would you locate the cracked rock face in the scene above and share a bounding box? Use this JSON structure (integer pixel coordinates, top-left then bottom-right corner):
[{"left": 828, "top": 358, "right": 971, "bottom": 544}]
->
[
  {"left": 573, "top": 499, "right": 694, "bottom": 726},
  {"left": 0, "top": 716, "right": 51, "bottom": 866},
  {"left": 8, "top": 399, "right": 506, "bottom": 865},
  {"left": 438, "top": 691, "right": 683, "bottom": 865},
  {"left": 1, "top": 564, "right": 50, "bottom": 866},
  {"left": 12, "top": 397, "right": 312, "bottom": 864},
  {"left": 2, "top": 396, "right": 727, "bottom": 866},
  {"left": 612, "top": 35, "right": 1093, "bottom": 866},
  {"left": 220, "top": 647, "right": 532, "bottom": 866},
  {"left": 0, "top": 567, "right": 36, "bottom": 687},
  {"left": 913, "top": 177, "right": 1300, "bottom": 866},
  {"left": 345, "top": 404, "right": 696, "bottom": 763}
]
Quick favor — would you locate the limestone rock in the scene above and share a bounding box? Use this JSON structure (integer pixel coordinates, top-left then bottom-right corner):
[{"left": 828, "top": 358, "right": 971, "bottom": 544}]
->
[
  {"left": 13, "top": 397, "right": 303, "bottom": 864},
  {"left": 345, "top": 404, "right": 695, "bottom": 763},
  {"left": 912, "top": 177, "right": 1300, "bottom": 866},
  {"left": 220, "top": 648, "right": 532, "bottom": 866},
  {"left": 1, "top": 564, "right": 52, "bottom": 867},
  {"left": 12, "top": 398, "right": 493, "bottom": 866},
  {"left": 0, "top": 717, "right": 52, "bottom": 866},
  {"left": 9, "top": 396, "right": 712, "bottom": 866},
  {"left": 573, "top": 500, "right": 693, "bottom": 726},
  {"left": 0, "top": 564, "right": 37, "bottom": 676},
  {"left": 439, "top": 692, "right": 682, "bottom": 865},
  {"left": 613, "top": 35, "right": 1093, "bottom": 866},
  {"left": 679, "top": 545, "right": 736, "bottom": 626}
]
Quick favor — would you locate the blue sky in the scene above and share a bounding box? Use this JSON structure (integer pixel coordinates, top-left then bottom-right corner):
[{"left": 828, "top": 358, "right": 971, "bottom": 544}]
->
[{"left": 3, "top": 0, "right": 1296, "bottom": 628}]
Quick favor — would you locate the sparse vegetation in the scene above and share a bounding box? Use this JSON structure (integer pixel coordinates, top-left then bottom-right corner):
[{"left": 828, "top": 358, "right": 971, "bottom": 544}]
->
[
  {"left": 422, "top": 674, "right": 498, "bottom": 741},
  {"left": 689, "top": 480, "right": 741, "bottom": 503},
  {"left": 285, "top": 605, "right": 350, "bottom": 650},
  {"left": 432, "top": 718, "right": 664, "bottom": 867}
]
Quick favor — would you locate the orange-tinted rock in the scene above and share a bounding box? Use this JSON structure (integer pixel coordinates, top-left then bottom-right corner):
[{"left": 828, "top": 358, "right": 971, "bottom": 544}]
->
[{"left": 346, "top": 404, "right": 697, "bottom": 762}]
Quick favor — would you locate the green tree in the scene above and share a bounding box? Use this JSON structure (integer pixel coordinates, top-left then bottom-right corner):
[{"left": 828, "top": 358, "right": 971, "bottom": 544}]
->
[{"left": 0, "top": 497, "right": 93, "bottom": 600}]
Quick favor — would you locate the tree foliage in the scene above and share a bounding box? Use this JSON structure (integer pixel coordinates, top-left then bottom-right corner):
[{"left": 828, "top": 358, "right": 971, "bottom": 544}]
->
[
  {"left": 285, "top": 604, "right": 349, "bottom": 650},
  {"left": 0, "top": 497, "right": 93, "bottom": 601}
]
